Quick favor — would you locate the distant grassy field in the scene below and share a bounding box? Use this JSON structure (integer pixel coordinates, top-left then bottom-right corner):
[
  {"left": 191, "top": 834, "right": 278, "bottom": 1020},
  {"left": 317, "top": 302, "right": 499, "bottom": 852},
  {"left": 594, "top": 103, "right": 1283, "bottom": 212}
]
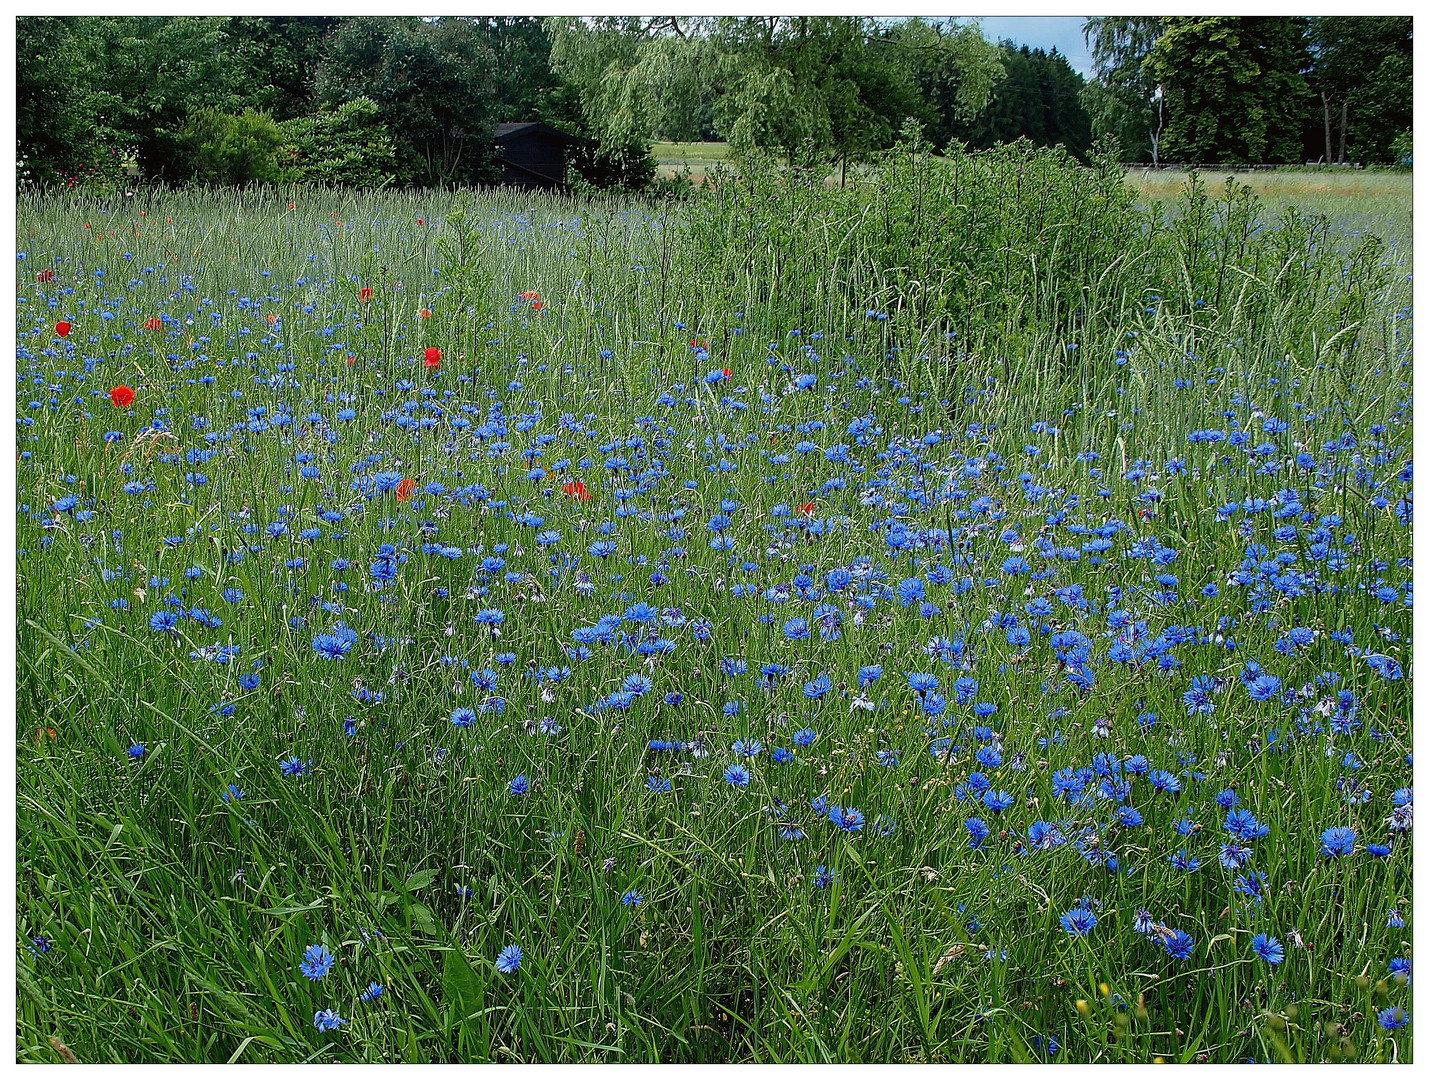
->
[
  {"left": 652, "top": 140, "right": 734, "bottom": 180},
  {"left": 1125, "top": 168, "right": 1413, "bottom": 253}
]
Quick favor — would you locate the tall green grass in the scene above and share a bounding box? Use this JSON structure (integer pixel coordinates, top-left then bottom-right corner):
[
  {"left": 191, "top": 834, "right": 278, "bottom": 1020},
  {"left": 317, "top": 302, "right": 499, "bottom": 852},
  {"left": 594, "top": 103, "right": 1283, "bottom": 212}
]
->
[{"left": 16, "top": 148, "right": 1412, "bottom": 1063}]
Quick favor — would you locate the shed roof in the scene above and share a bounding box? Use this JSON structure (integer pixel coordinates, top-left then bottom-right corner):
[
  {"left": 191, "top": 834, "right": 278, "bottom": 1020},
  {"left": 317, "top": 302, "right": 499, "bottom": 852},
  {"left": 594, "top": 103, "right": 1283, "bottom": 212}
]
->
[{"left": 493, "top": 122, "right": 587, "bottom": 144}]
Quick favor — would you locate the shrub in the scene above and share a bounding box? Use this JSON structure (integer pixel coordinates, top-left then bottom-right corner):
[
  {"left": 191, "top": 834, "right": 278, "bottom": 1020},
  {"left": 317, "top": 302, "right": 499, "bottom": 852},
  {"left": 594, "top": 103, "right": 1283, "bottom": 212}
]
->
[
  {"left": 276, "top": 97, "right": 399, "bottom": 188},
  {"left": 179, "top": 108, "right": 283, "bottom": 186},
  {"left": 568, "top": 138, "right": 657, "bottom": 192}
]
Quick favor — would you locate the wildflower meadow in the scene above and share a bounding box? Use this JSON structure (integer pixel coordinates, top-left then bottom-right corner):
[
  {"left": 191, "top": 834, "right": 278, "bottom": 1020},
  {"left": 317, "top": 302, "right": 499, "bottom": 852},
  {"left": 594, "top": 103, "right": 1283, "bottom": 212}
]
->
[{"left": 15, "top": 141, "right": 1413, "bottom": 1062}]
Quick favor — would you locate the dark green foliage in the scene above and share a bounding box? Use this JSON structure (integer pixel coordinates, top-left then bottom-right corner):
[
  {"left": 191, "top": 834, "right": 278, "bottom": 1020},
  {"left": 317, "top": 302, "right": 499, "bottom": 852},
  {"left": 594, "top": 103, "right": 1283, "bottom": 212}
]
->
[
  {"left": 1307, "top": 17, "right": 1413, "bottom": 165},
  {"left": 16, "top": 17, "right": 113, "bottom": 185},
  {"left": 467, "top": 17, "right": 572, "bottom": 128},
  {"left": 1143, "top": 17, "right": 1312, "bottom": 165},
  {"left": 314, "top": 17, "right": 500, "bottom": 187},
  {"left": 568, "top": 139, "right": 658, "bottom": 192},
  {"left": 17, "top": 15, "right": 1413, "bottom": 187},
  {"left": 217, "top": 16, "right": 341, "bottom": 122},
  {"left": 18, "top": 15, "right": 252, "bottom": 184},
  {"left": 275, "top": 98, "right": 399, "bottom": 188},
  {"left": 955, "top": 44, "right": 1093, "bottom": 158}
]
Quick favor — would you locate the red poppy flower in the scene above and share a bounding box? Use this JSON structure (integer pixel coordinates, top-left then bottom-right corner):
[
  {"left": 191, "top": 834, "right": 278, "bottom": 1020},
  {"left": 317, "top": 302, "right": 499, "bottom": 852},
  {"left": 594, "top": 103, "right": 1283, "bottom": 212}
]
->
[
  {"left": 424, "top": 347, "right": 442, "bottom": 367},
  {"left": 395, "top": 478, "right": 417, "bottom": 501},
  {"left": 37, "top": 269, "right": 55, "bottom": 283},
  {"left": 55, "top": 321, "right": 71, "bottom": 337},
  {"left": 110, "top": 385, "right": 135, "bottom": 408},
  {"left": 346, "top": 355, "right": 356, "bottom": 366},
  {"left": 419, "top": 308, "right": 432, "bottom": 319},
  {"left": 288, "top": 202, "right": 295, "bottom": 210},
  {"left": 797, "top": 501, "right": 816, "bottom": 517},
  {"left": 531, "top": 300, "right": 543, "bottom": 312},
  {"left": 416, "top": 218, "right": 424, "bottom": 226},
  {"left": 561, "top": 480, "right": 591, "bottom": 502},
  {"left": 144, "top": 317, "right": 162, "bottom": 331},
  {"left": 519, "top": 290, "right": 539, "bottom": 301},
  {"left": 721, "top": 367, "right": 732, "bottom": 380},
  {"left": 359, "top": 287, "right": 372, "bottom": 301}
]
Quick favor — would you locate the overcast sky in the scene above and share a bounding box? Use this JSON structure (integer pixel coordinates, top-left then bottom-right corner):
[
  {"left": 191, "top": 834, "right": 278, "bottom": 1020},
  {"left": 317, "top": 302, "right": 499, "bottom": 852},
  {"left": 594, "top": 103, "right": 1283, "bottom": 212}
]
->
[{"left": 967, "top": 16, "right": 1095, "bottom": 77}]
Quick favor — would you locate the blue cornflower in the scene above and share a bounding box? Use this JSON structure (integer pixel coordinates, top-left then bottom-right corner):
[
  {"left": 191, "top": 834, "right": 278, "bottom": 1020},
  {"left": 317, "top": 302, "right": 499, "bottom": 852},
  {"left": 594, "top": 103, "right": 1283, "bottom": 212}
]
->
[
  {"left": 803, "top": 674, "right": 832, "bottom": 699},
  {"left": 149, "top": 610, "right": 179, "bottom": 634},
  {"left": 620, "top": 890, "right": 643, "bottom": 907},
  {"left": 1223, "top": 808, "right": 1269, "bottom": 841},
  {"left": 907, "top": 672, "right": 939, "bottom": 694},
  {"left": 496, "top": 943, "right": 522, "bottom": 975},
  {"left": 622, "top": 673, "right": 653, "bottom": 696},
  {"left": 1169, "top": 849, "right": 1201, "bottom": 873},
  {"left": 964, "top": 816, "right": 990, "bottom": 848},
  {"left": 732, "top": 739, "right": 763, "bottom": 758},
  {"left": 359, "top": 982, "right": 384, "bottom": 1004},
  {"left": 1219, "top": 843, "right": 1252, "bottom": 870},
  {"left": 1148, "top": 770, "right": 1181, "bottom": 793},
  {"left": 221, "top": 784, "right": 245, "bottom": 803},
  {"left": 1162, "top": 929, "right": 1195, "bottom": 961},
  {"left": 509, "top": 774, "right": 529, "bottom": 796},
  {"left": 647, "top": 775, "right": 672, "bottom": 793},
  {"left": 1320, "top": 826, "right": 1356, "bottom": 858},
  {"left": 812, "top": 865, "right": 837, "bottom": 889},
  {"left": 1376, "top": 1006, "right": 1409, "bottom": 1030},
  {"left": 1250, "top": 934, "right": 1284, "bottom": 964},
  {"left": 451, "top": 707, "right": 476, "bottom": 728},
  {"left": 982, "top": 790, "right": 1015, "bottom": 813},
  {"left": 300, "top": 943, "right": 335, "bottom": 980},
  {"left": 1181, "top": 674, "right": 1216, "bottom": 715},
  {"left": 313, "top": 1008, "right": 347, "bottom": 1032},
  {"left": 1246, "top": 674, "right": 1282, "bottom": 702},
  {"left": 829, "top": 805, "right": 864, "bottom": 832},
  {"left": 279, "top": 756, "right": 310, "bottom": 778},
  {"left": 791, "top": 727, "right": 817, "bottom": 747},
  {"left": 723, "top": 763, "right": 751, "bottom": 788},
  {"left": 127, "top": 744, "right": 146, "bottom": 759},
  {"left": 1060, "top": 907, "right": 1097, "bottom": 937},
  {"left": 975, "top": 745, "right": 1002, "bottom": 769}
]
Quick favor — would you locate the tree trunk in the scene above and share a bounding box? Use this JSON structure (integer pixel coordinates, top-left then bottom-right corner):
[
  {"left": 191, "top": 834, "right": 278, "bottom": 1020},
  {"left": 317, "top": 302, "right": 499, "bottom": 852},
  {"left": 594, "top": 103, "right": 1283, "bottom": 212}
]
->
[
  {"left": 1321, "top": 92, "right": 1333, "bottom": 164},
  {"left": 1338, "top": 101, "right": 1348, "bottom": 165}
]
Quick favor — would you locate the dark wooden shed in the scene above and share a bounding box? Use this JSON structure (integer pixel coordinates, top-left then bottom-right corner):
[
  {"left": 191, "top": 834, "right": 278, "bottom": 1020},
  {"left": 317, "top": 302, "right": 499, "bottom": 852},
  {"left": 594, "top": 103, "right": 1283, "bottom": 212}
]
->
[{"left": 492, "top": 122, "right": 587, "bottom": 189}]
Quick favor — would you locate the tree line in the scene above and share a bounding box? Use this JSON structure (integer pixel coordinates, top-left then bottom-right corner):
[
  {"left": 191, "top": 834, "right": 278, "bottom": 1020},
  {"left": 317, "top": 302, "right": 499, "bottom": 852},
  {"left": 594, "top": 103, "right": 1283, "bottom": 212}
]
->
[
  {"left": 1085, "top": 16, "right": 1412, "bottom": 166},
  {"left": 16, "top": 15, "right": 1412, "bottom": 192}
]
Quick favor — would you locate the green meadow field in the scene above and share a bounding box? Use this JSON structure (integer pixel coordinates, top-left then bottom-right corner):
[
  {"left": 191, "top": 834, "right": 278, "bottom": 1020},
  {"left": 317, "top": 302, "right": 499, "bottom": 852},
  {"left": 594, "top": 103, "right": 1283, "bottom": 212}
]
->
[{"left": 17, "top": 140, "right": 1412, "bottom": 1062}]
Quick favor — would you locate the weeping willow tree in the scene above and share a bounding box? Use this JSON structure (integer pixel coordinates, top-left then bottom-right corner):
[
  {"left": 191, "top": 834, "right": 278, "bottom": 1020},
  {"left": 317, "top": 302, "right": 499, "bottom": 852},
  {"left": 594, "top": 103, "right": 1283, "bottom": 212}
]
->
[{"left": 546, "top": 16, "right": 1005, "bottom": 169}]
